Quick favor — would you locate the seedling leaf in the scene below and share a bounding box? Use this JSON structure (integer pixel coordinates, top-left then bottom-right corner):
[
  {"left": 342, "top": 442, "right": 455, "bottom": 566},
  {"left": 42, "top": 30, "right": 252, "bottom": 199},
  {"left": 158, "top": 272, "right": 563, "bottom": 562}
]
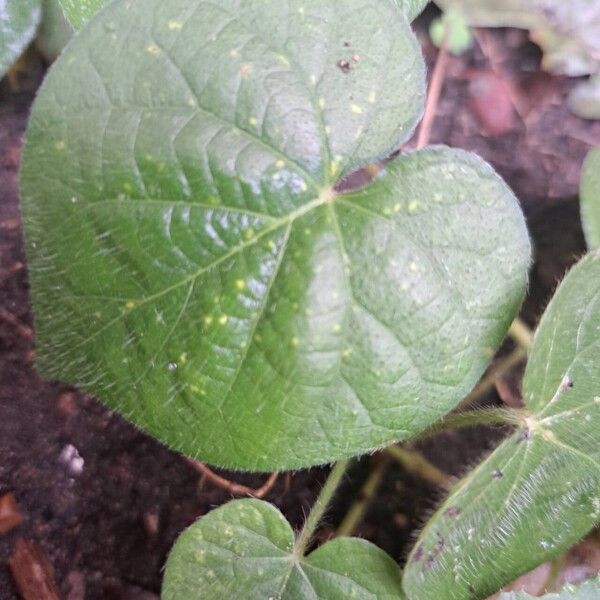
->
[
  {"left": 21, "top": 0, "right": 530, "bottom": 471},
  {"left": 0, "top": 0, "right": 41, "bottom": 79},
  {"left": 403, "top": 253, "right": 600, "bottom": 599},
  {"left": 162, "top": 498, "right": 405, "bottom": 599},
  {"left": 580, "top": 148, "right": 600, "bottom": 249}
]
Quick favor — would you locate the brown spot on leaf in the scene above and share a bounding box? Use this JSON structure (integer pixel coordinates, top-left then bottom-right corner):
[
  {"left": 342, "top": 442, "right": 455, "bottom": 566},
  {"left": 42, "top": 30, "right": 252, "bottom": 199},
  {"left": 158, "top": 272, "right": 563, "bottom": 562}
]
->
[{"left": 337, "top": 59, "right": 351, "bottom": 74}]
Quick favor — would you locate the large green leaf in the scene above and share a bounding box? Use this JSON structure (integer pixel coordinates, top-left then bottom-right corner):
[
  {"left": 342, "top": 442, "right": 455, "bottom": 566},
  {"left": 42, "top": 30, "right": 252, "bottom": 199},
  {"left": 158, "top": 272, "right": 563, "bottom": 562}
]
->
[
  {"left": 500, "top": 577, "right": 600, "bottom": 599},
  {"left": 0, "top": 0, "right": 42, "bottom": 79},
  {"left": 580, "top": 148, "right": 600, "bottom": 249},
  {"left": 58, "top": 0, "right": 106, "bottom": 29},
  {"left": 403, "top": 252, "right": 600, "bottom": 600},
  {"left": 21, "top": 0, "right": 530, "bottom": 471},
  {"left": 163, "top": 498, "right": 405, "bottom": 599}
]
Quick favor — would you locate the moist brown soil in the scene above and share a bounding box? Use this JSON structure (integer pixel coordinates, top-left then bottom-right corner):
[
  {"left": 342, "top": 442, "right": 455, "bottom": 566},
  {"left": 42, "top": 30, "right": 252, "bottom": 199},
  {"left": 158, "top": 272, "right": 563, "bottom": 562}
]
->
[{"left": 1, "top": 10, "right": 600, "bottom": 599}]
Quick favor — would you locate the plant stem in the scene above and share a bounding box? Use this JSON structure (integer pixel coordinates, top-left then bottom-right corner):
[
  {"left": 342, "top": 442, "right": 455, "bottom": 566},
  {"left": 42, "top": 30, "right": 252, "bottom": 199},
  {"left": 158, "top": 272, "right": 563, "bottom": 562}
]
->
[
  {"left": 335, "top": 456, "right": 391, "bottom": 538},
  {"left": 386, "top": 446, "right": 451, "bottom": 488},
  {"left": 294, "top": 460, "right": 350, "bottom": 557},
  {"left": 413, "top": 407, "right": 527, "bottom": 441},
  {"left": 417, "top": 25, "right": 449, "bottom": 149},
  {"left": 186, "top": 459, "right": 278, "bottom": 499},
  {"left": 509, "top": 317, "right": 534, "bottom": 351}
]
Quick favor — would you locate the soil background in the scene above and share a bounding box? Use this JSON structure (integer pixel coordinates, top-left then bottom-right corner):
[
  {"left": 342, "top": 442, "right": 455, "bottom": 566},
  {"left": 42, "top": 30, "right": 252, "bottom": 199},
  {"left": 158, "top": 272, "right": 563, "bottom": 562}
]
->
[{"left": 2, "top": 7, "right": 600, "bottom": 599}]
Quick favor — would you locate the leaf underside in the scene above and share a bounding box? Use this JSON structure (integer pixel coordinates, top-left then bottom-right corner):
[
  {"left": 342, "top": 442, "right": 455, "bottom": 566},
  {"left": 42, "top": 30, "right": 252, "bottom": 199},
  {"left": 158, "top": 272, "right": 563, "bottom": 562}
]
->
[
  {"left": 580, "top": 148, "right": 600, "bottom": 249},
  {"left": 0, "top": 0, "right": 42, "bottom": 78},
  {"left": 22, "top": 0, "right": 530, "bottom": 471},
  {"left": 403, "top": 253, "right": 600, "bottom": 600},
  {"left": 500, "top": 577, "right": 600, "bottom": 599},
  {"left": 162, "top": 498, "right": 405, "bottom": 600}
]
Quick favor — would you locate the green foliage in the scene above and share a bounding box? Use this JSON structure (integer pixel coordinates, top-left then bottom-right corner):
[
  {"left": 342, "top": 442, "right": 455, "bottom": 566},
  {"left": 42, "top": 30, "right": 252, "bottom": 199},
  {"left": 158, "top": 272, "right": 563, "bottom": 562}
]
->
[
  {"left": 429, "top": 9, "right": 473, "bottom": 55},
  {"left": 36, "top": 0, "right": 73, "bottom": 62},
  {"left": 580, "top": 148, "right": 600, "bottom": 249},
  {"left": 403, "top": 253, "right": 600, "bottom": 599},
  {"left": 57, "top": 0, "right": 106, "bottom": 29},
  {"left": 500, "top": 577, "right": 600, "bottom": 599},
  {"left": 0, "top": 0, "right": 41, "bottom": 79},
  {"left": 162, "top": 498, "right": 405, "bottom": 599},
  {"left": 21, "top": 0, "right": 530, "bottom": 471}
]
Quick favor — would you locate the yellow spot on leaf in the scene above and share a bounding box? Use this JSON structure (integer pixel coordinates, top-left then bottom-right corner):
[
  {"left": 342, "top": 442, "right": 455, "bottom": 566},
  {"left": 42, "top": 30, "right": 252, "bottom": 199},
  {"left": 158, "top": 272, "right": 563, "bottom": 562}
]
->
[
  {"left": 168, "top": 20, "right": 182, "bottom": 30},
  {"left": 235, "top": 279, "right": 246, "bottom": 290},
  {"left": 146, "top": 44, "right": 159, "bottom": 55},
  {"left": 368, "top": 91, "right": 377, "bottom": 104},
  {"left": 55, "top": 141, "right": 65, "bottom": 151},
  {"left": 350, "top": 104, "right": 363, "bottom": 114},
  {"left": 218, "top": 315, "right": 228, "bottom": 325}
]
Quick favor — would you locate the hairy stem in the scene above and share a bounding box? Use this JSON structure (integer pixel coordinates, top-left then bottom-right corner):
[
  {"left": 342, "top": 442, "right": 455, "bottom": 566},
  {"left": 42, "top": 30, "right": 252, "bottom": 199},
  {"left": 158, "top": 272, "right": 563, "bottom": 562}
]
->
[
  {"left": 412, "top": 406, "right": 528, "bottom": 441},
  {"left": 294, "top": 460, "right": 350, "bottom": 557},
  {"left": 335, "top": 456, "right": 391, "bottom": 538}
]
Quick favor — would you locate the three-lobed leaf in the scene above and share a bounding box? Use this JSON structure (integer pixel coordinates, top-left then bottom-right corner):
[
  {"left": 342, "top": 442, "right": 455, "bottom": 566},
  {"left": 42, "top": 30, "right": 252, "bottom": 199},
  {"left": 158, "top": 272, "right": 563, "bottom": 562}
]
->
[
  {"left": 0, "top": 0, "right": 42, "bottom": 79},
  {"left": 22, "top": 0, "right": 530, "bottom": 471},
  {"left": 162, "top": 498, "right": 405, "bottom": 599},
  {"left": 500, "top": 577, "right": 600, "bottom": 599},
  {"left": 580, "top": 148, "right": 600, "bottom": 249},
  {"left": 403, "top": 252, "right": 600, "bottom": 599}
]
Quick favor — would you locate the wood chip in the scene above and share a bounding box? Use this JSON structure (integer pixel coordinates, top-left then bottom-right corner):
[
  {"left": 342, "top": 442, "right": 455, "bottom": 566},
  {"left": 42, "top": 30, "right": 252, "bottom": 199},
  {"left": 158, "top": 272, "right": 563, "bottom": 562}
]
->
[
  {"left": 0, "top": 493, "right": 24, "bottom": 535},
  {"left": 8, "top": 538, "right": 61, "bottom": 600}
]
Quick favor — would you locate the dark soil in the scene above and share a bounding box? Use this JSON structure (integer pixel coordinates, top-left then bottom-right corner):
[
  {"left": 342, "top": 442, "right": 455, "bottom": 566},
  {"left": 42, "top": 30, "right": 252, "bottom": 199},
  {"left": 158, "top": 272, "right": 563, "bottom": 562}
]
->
[{"left": 1, "top": 11, "right": 599, "bottom": 600}]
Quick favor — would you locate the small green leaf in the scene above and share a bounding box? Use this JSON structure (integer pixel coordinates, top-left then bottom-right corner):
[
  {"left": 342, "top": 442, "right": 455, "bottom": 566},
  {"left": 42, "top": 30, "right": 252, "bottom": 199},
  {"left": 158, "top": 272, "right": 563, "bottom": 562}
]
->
[
  {"left": 22, "top": 0, "right": 530, "bottom": 471},
  {"left": 58, "top": 0, "right": 107, "bottom": 29},
  {"left": 162, "top": 498, "right": 405, "bottom": 599},
  {"left": 403, "top": 252, "right": 600, "bottom": 600},
  {"left": 581, "top": 148, "right": 600, "bottom": 249},
  {"left": 500, "top": 577, "right": 600, "bottom": 599},
  {"left": 36, "top": 0, "right": 73, "bottom": 63},
  {"left": 429, "top": 9, "right": 473, "bottom": 55},
  {"left": 0, "top": 0, "right": 41, "bottom": 79}
]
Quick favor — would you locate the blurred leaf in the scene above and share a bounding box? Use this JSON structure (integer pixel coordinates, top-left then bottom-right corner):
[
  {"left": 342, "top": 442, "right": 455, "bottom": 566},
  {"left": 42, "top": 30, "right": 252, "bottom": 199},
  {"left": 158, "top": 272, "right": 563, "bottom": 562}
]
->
[
  {"left": 163, "top": 499, "right": 405, "bottom": 599},
  {"left": 500, "top": 577, "right": 600, "bottom": 599},
  {"left": 403, "top": 253, "right": 600, "bottom": 599},
  {"left": 436, "top": 0, "right": 600, "bottom": 80},
  {"left": 430, "top": 9, "right": 473, "bottom": 55},
  {"left": 36, "top": 0, "right": 73, "bottom": 62},
  {"left": 580, "top": 148, "right": 600, "bottom": 249},
  {"left": 0, "top": 0, "right": 42, "bottom": 79},
  {"left": 569, "top": 77, "right": 600, "bottom": 121}
]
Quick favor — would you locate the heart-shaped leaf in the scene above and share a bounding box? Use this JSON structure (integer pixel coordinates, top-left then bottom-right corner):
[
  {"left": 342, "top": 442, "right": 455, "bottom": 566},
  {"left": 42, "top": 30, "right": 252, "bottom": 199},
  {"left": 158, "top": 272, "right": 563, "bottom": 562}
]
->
[
  {"left": 403, "top": 252, "right": 600, "bottom": 600},
  {"left": 162, "top": 498, "right": 405, "bottom": 599},
  {"left": 0, "top": 0, "right": 41, "bottom": 78},
  {"left": 581, "top": 148, "right": 600, "bottom": 249},
  {"left": 58, "top": 0, "right": 106, "bottom": 29},
  {"left": 500, "top": 577, "right": 600, "bottom": 599},
  {"left": 21, "top": 0, "right": 530, "bottom": 471}
]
